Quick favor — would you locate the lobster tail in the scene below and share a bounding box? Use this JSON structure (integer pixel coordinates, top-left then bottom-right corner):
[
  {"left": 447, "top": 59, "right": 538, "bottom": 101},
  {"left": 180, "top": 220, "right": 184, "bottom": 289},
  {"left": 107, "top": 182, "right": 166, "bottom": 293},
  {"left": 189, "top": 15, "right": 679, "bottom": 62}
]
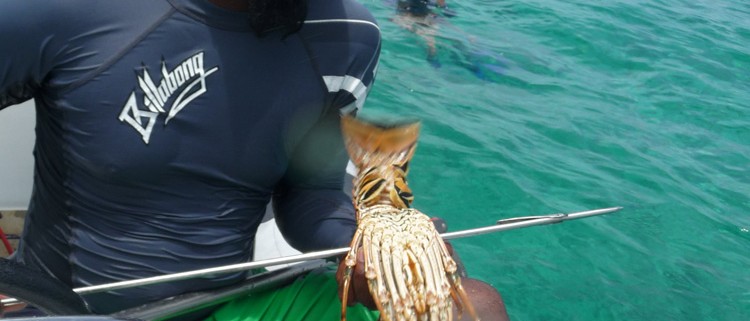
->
[
  {"left": 341, "top": 115, "right": 420, "bottom": 210},
  {"left": 341, "top": 115, "right": 420, "bottom": 169}
]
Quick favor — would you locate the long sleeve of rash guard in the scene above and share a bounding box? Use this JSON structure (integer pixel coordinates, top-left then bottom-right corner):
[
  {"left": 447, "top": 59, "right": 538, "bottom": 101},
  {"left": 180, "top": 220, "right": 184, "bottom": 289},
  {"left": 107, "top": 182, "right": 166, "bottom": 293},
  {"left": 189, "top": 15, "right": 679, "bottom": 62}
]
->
[
  {"left": 272, "top": 2, "right": 381, "bottom": 252},
  {"left": 0, "top": 1, "right": 53, "bottom": 107},
  {"left": 0, "top": 1, "right": 168, "bottom": 108},
  {"left": 272, "top": 108, "right": 358, "bottom": 252}
]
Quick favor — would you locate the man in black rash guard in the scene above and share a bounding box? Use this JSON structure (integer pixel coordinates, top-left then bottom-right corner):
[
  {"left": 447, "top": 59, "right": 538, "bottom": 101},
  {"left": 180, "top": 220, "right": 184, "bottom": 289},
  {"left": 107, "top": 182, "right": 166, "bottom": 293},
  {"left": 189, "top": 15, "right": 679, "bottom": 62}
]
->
[{"left": 0, "top": 0, "right": 508, "bottom": 320}]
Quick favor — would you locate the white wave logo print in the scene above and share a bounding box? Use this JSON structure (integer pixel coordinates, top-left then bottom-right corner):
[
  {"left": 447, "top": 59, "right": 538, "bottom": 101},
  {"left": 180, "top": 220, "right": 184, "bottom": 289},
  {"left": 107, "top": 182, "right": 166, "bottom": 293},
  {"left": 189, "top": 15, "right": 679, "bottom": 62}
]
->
[{"left": 119, "top": 52, "right": 219, "bottom": 144}]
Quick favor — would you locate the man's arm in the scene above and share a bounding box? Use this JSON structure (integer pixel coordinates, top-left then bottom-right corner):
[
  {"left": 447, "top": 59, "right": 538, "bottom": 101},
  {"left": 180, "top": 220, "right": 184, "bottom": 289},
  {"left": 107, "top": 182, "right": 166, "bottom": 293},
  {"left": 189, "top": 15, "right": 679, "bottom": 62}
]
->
[
  {"left": 272, "top": 108, "right": 357, "bottom": 252},
  {"left": 0, "top": 1, "right": 50, "bottom": 109},
  {"left": 271, "top": 0, "right": 380, "bottom": 251}
]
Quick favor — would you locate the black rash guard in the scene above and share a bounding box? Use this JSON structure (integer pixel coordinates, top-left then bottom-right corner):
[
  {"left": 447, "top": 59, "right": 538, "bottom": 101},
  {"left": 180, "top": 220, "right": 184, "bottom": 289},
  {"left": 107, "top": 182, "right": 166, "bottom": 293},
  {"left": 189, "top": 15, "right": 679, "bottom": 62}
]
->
[{"left": 0, "top": 0, "right": 380, "bottom": 313}]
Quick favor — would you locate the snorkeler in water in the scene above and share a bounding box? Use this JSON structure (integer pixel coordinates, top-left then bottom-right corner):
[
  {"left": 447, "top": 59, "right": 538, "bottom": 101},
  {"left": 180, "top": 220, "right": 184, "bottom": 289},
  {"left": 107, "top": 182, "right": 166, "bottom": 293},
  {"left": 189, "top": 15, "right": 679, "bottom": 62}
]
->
[
  {"left": 392, "top": 0, "right": 450, "bottom": 67},
  {"left": 392, "top": 0, "right": 510, "bottom": 79}
]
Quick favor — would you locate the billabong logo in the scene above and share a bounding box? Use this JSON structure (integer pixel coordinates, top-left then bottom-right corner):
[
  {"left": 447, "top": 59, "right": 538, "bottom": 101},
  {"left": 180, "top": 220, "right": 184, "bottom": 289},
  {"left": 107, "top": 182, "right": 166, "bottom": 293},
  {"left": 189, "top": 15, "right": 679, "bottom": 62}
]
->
[{"left": 119, "top": 52, "right": 219, "bottom": 144}]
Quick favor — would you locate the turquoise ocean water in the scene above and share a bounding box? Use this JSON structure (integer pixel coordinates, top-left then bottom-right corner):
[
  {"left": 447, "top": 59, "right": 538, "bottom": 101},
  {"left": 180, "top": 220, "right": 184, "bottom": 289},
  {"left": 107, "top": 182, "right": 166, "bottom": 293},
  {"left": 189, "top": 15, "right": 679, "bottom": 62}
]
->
[{"left": 358, "top": 1, "right": 750, "bottom": 320}]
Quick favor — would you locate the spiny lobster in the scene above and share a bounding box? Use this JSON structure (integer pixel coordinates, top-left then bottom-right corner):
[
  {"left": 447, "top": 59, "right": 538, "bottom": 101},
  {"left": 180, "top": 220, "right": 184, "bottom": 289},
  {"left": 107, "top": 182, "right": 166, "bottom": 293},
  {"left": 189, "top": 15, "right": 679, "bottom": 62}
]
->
[{"left": 339, "top": 115, "right": 478, "bottom": 321}]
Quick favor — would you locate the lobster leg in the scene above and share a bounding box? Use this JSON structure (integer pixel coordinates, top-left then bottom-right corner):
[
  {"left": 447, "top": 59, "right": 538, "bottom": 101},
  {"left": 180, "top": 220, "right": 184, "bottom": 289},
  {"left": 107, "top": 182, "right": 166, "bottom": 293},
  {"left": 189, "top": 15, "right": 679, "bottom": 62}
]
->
[{"left": 341, "top": 227, "right": 365, "bottom": 321}]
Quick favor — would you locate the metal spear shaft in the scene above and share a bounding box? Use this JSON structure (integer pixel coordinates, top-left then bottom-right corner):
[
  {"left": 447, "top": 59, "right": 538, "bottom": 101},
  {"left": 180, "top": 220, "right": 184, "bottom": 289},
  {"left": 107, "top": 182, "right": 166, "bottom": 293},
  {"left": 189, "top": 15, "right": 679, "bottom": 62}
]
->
[{"left": 69, "top": 206, "right": 621, "bottom": 295}]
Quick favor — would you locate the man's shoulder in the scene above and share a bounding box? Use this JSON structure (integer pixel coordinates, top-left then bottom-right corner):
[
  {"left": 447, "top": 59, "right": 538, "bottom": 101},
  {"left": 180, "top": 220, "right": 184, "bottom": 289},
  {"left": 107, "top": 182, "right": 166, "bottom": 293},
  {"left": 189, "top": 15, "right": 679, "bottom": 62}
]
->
[
  {"left": 0, "top": 0, "right": 173, "bottom": 43},
  {"left": 1, "top": 0, "right": 169, "bottom": 22},
  {"left": 306, "top": 0, "right": 379, "bottom": 26},
  {"left": 303, "top": 0, "right": 380, "bottom": 48}
]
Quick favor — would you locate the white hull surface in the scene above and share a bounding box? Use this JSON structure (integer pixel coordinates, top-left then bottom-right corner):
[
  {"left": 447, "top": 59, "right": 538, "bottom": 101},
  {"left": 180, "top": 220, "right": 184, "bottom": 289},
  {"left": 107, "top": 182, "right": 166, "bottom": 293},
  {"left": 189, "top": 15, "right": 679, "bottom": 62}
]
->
[
  {"left": 0, "top": 100, "right": 35, "bottom": 210},
  {"left": 254, "top": 218, "right": 302, "bottom": 269}
]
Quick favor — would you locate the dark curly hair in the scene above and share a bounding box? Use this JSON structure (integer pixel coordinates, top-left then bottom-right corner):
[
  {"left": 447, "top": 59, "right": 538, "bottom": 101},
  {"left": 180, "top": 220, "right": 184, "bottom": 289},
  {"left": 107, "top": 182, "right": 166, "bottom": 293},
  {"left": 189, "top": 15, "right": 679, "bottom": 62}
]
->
[{"left": 249, "top": 0, "right": 308, "bottom": 37}]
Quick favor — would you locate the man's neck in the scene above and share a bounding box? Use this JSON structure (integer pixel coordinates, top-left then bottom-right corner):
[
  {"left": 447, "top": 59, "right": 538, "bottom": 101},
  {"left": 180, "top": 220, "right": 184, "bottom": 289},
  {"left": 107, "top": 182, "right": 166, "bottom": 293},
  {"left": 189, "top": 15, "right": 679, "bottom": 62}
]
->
[{"left": 208, "top": 0, "right": 249, "bottom": 11}]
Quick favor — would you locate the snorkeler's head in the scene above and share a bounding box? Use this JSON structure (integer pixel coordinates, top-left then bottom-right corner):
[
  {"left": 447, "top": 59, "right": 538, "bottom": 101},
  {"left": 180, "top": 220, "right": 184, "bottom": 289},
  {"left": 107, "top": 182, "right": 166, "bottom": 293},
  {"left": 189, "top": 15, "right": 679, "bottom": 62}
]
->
[{"left": 396, "top": 0, "right": 431, "bottom": 17}]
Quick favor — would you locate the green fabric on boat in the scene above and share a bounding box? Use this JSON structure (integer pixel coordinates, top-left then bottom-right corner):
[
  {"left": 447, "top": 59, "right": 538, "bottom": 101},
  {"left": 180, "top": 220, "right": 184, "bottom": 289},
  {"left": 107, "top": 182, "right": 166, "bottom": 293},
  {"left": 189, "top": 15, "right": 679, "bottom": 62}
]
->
[{"left": 204, "top": 266, "right": 379, "bottom": 321}]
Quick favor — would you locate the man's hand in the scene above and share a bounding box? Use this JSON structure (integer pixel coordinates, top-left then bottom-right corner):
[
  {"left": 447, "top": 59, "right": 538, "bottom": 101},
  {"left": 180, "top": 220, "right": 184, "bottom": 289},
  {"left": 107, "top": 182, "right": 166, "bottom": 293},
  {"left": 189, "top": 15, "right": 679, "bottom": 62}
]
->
[
  {"left": 334, "top": 240, "right": 463, "bottom": 310},
  {"left": 336, "top": 250, "right": 377, "bottom": 310},
  {"left": 0, "top": 294, "right": 27, "bottom": 317}
]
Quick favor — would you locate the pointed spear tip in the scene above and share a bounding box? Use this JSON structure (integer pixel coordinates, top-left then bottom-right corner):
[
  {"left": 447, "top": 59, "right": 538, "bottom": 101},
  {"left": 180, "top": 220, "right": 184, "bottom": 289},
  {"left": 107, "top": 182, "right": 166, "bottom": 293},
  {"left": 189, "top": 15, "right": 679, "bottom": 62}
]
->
[
  {"left": 564, "top": 206, "right": 624, "bottom": 220},
  {"left": 594, "top": 206, "right": 624, "bottom": 213}
]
